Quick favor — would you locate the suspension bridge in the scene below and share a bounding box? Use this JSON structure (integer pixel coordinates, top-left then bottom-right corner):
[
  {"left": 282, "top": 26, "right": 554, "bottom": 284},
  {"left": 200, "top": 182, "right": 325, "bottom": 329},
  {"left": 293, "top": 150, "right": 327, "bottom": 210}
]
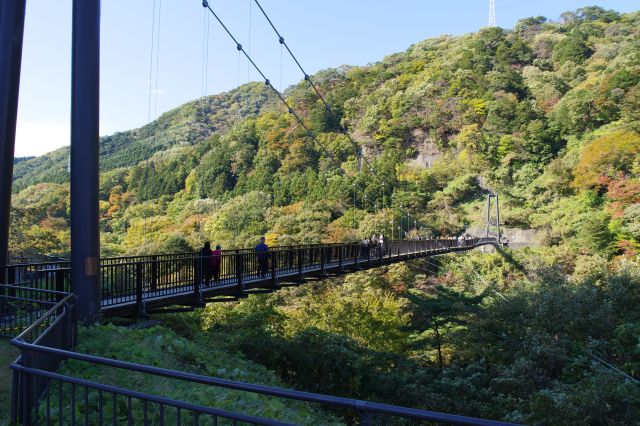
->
[{"left": 0, "top": 0, "right": 512, "bottom": 425}]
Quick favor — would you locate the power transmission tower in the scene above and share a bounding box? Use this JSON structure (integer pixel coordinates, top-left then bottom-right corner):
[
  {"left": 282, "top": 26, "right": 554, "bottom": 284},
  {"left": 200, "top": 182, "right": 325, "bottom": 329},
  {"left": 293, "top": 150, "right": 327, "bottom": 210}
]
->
[{"left": 488, "top": 0, "right": 496, "bottom": 27}]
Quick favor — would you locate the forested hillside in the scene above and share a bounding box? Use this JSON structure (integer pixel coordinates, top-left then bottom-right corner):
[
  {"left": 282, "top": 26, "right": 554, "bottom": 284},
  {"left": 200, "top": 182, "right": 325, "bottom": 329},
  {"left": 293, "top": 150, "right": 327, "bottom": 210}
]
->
[{"left": 10, "top": 6, "right": 640, "bottom": 259}]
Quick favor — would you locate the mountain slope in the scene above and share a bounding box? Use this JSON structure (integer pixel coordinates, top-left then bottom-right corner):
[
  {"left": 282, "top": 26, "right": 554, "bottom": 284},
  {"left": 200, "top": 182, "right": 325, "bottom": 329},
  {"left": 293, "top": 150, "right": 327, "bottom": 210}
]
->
[
  {"left": 12, "top": 82, "right": 277, "bottom": 192},
  {"left": 9, "top": 6, "right": 640, "bottom": 259}
]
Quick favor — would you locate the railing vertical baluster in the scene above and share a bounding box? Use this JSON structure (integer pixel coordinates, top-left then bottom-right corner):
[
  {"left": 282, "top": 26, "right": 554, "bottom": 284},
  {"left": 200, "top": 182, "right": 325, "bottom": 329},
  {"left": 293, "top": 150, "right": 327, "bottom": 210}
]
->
[
  {"left": 84, "top": 385, "right": 89, "bottom": 426},
  {"left": 71, "top": 383, "right": 76, "bottom": 426},
  {"left": 8, "top": 265, "right": 16, "bottom": 300},
  {"left": 135, "top": 263, "right": 144, "bottom": 315},
  {"left": 112, "top": 393, "right": 117, "bottom": 426},
  {"left": 127, "top": 396, "right": 132, "bottom": 426},
  {"left": 194, "top": 258, "right": 201, "bottom": 306},
  {"left": 338, "top": 245, "right": 343, "bottom": 272},
  {"left": 99, "top": 389, "right": 103, "bottom": 426},
  {"left": 59, "top": 381, "right": 63, "bottom": 426},
  {"left": 288, "top": 249, "right": 294, "bottom": 271},
  {"left": 360, "top": 410, "right": 373, "bottom": 426},
  {"left": 20, "top": 352, "right": 31, "bottom": 426},
  {"left": 10, "top": 368, "right": 18, "bottom": 424},
  {"left": 270, "top": 251, "right": 278, "bottom": 288},
  {"left": 46, "top": 378, "right": 51, "bottom": 424},
  {"left": 56, "top": 269, "right": 65, "bottom": 301},
  {"left": 320, "top": 246, "right": 326, "bottom": 276},
  {"left": 235, "top": 250, "right": 244, "bottom": 295},
  {"left": 151, "top": 255, "right": 158, "bottom": 292},
  {"left": 297, "top": 248, "right": 303, "bottom": 282}
]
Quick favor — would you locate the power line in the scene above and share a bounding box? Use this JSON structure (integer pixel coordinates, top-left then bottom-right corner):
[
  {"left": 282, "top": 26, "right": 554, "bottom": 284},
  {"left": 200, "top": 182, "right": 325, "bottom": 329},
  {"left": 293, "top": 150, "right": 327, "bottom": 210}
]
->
[{"left": 200, "top": 1, "right": 355, "bottom": 185}]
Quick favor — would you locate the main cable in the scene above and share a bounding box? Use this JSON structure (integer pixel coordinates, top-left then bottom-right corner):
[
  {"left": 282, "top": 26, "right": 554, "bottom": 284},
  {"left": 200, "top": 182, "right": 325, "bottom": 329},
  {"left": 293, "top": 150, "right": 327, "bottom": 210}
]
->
[
  {"left": 252, "top": 0, "right": 380, "bottom": 181},
  {"left": 201, "top": 1, "right": 355, "bottom": 184}
]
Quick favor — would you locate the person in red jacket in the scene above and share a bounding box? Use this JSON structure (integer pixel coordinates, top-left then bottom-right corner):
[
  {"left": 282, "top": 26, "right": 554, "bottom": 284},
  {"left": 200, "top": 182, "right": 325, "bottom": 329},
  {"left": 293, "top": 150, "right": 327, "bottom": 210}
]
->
[{"left": 211, "top": 245, "right": 222, "bottom": 284}]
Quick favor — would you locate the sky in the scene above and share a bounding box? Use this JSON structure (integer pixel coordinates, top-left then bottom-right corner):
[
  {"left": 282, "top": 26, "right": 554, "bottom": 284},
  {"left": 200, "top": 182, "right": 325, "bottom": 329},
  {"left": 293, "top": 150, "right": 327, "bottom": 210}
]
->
[{"left": 14, "top": 0, "right": 639, "bottom": 157}]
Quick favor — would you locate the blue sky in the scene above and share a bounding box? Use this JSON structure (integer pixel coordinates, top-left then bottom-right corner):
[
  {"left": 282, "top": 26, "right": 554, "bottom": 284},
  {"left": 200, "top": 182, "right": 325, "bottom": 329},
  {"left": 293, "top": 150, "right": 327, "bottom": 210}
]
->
[{"left": 14, "top": 0, "right": 639, "bottom": 157}]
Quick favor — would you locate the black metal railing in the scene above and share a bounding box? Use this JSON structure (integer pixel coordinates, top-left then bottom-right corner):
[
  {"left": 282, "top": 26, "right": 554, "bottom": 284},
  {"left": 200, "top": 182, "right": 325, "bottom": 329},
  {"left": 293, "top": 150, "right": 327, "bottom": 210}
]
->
[
  {"left": 3, "top": 238, "right": 495, "bottom": 315},
  {"left": 10, "top": 338, "right": 514, "bottom": 426},
  {"left": 5, "top": 286, "right": 76, "bottom": 424},
  {"left": 0, "top": 284, "right": 72, "bottom": 339}
]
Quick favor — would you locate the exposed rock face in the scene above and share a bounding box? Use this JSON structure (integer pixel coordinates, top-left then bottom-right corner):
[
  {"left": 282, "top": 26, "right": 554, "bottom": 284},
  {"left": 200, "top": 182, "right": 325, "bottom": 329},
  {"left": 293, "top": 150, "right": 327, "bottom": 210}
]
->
[{"left": 408, "top": 129, "right": 441, "bottom": 168}]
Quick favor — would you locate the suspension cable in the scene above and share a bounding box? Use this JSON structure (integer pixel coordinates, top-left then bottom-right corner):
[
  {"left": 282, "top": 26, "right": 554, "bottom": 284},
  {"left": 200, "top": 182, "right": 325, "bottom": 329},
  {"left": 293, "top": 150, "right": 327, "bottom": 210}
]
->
[
  {"left": 201, "top": 8, "right": 207, "bottom": 95},
  {"left": 251, "top": 0, "right": 380, "bottom": 181},
  {"left": 201, "top": 1, "right": 355, "bottom": 184},
  {"left": 144, "top": 0, "right": 158, "bottom": 246}
]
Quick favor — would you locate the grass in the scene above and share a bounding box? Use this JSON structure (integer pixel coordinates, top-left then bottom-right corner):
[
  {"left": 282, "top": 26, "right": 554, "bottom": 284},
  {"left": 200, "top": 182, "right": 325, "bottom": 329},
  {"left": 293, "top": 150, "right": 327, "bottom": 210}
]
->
[{"left": 45, "top": 324, "right": 343, "bottom": 425}]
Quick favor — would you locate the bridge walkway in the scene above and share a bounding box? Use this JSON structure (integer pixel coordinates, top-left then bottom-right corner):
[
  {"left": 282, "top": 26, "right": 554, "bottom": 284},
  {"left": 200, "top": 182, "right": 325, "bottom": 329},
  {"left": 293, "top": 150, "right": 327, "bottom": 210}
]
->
[{"left": 4, "top": 238, "right": 495, "bottom": 318}]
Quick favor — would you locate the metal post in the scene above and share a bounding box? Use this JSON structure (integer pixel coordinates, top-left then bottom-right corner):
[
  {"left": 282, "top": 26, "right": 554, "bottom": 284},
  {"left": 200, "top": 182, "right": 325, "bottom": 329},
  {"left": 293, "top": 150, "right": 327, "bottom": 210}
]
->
[
  {"left": 20, "top": 352, "right": 31, "bottom": 425},
  {"left": 270, "top": 251, "right": 277, "bottom": 287},
  {"left": 320, "top": 246, "right": 325, "bottom": 276},
  {"left": 235, "top": 250, "right": 244, "bottom": 294},
  {"left": 486, "top": 194, "right": 491, "bottom": 238},
  {"left": 135, "top": 263, "right": 143, "bottom": 316},
  {"left": 496, "top": 193, "right": 501, "bottom": 245},
  {"left": 150, "top": 255, "right": 158, "bottom": 291},
  {"left": 56, "top": 269, "right": 66, "bottom": 301},
  {"left": 297, "top": 248, "right": 303, "bottom": 282},
  {"left": 71, "top": 0, "right": 101, "bottom": 320},
  {"left": 0, "top": 0, "right": 27, "bottom": 280}
]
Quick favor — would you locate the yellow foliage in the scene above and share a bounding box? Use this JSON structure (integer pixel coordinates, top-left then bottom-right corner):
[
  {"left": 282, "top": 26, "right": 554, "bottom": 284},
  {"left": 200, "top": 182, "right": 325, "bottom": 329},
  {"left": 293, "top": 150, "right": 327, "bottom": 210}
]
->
[
  {"left": 264, "top": 232, "right": 279, "bottom": 247},
  {"left": 573, "top": 131, "right": 640, "bottom": 189}
]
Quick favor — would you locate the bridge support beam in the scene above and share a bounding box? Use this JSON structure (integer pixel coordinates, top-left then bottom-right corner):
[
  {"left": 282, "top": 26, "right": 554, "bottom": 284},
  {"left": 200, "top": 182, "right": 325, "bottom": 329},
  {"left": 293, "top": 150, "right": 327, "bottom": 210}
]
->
[
  {"left": 0, "top": 0, "right": 27, "bottom": 280},
  {"left": 71, "top": 0, "right": 101, "bottom": 320}
]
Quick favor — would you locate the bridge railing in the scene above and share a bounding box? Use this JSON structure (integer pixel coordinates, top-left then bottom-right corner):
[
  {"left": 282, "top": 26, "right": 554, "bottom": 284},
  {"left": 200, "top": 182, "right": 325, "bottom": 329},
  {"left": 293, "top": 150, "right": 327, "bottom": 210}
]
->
[
  {"left": 5, "top": 285, "right": 76, "bottom": 424},
  {"left": 10, "top": 336, "right": 512, "bottom": 426},
  {"left": 0, "top": 284, "right": 72, "bottom": 339},
  {"left": 4, "top": 238, "right": 491, "bottom": 311}
]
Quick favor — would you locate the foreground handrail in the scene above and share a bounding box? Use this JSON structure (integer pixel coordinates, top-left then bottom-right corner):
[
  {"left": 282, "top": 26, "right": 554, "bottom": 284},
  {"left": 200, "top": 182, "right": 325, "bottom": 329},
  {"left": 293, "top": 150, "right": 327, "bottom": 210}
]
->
[
  {"left": 10, "top": 339, "right": 516, "bottom": 426},
  {"left": 13, "top": 294, "right": 76, "bottom": 343}
]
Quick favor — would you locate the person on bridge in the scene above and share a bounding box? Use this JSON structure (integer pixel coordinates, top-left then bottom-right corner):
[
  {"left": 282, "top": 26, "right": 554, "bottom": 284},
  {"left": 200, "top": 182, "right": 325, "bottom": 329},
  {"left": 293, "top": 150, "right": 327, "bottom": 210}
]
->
[
  {"left": 199, "top": 242, "right": 213, "bottom": 286},
  {"left": 360, "top": 237, "right": 370, "bottom": 260},
  {"left": 256, "top": 237, "right": 269, "bottom": 278},
  {"left": 211, "top": 244, "right": 222, "bottom": 284}
]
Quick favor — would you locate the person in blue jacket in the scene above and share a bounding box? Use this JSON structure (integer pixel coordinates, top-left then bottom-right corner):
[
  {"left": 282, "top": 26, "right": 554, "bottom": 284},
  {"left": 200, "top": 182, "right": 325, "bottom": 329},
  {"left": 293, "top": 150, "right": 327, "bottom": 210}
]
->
[{"left": 255, "top": 236, "right": 269, "bottom": 277}]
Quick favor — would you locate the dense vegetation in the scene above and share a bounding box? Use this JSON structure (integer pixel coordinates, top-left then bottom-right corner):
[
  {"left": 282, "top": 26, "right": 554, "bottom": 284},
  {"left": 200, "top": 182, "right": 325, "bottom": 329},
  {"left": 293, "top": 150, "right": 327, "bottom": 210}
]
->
[
  {"left": 7, "top": 6, "right": 640, "bottom": 424},
  {"left": 160, "top": 251, "right": 640, "bottom": 424}
]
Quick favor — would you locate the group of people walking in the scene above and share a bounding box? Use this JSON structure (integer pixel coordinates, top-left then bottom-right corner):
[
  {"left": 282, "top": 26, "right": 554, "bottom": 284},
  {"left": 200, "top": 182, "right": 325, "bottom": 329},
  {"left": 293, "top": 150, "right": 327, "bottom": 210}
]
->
[
  {"left": 198, "top": 242, "right": 223, "bottom": 285},
  {"left": 360, "top": 234, "right": 386, "bottom": 259},
  {"left": 199, "top": 236, "right": 270, "bottom": 286}
]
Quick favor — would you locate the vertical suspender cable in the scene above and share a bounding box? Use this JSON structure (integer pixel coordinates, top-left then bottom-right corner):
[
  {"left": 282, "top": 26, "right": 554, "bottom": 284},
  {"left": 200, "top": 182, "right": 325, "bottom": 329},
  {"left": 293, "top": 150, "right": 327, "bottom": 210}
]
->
[
  {"left": 201, "top": 8, "right": 207, "bottom": 95},
  {"left": 143, "top": 0, "right": 158, "bottom": 246},
  {"left": 152, "top": 0, "right": 163, "bottom": 201},
  {"left": 205, "top": 10, "right": 210, "bottom": 95},
  {"left": 247, "top": 0, "right": 252, "bottom": 82}
]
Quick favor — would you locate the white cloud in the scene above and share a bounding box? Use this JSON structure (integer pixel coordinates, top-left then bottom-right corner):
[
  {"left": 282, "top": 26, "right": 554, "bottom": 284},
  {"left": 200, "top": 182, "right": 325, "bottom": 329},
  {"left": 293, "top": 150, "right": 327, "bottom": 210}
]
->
[{"left": 15, "top": 120, "right": 70, "bottom": 157}]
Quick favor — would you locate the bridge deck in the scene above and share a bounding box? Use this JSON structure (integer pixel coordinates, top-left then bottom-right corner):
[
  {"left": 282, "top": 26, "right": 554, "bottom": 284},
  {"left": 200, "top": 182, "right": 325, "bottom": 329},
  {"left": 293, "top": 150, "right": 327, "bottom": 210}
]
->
[{"left": 3, "top": 239, "right": 495, "bottom": 317}]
